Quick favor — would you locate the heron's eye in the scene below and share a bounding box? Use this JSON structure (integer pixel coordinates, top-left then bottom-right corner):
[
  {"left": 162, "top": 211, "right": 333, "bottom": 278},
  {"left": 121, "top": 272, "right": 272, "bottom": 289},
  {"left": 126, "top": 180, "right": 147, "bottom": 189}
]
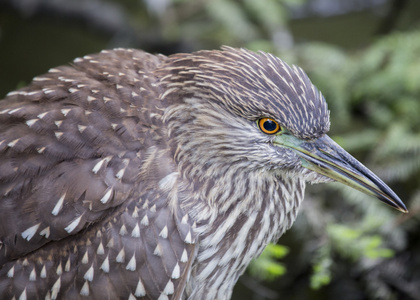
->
[{"left": 258, "top": 118, "right": 281, "bottom": 135}]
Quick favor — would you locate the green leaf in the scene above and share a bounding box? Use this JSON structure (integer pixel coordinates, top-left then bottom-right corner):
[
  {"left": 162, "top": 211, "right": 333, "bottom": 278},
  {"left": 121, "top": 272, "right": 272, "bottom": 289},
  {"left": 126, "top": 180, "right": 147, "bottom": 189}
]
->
[
  {"left": 310, "top": 247, "right": 332, "bottom": 290},
  {"left": 248, "top": 244, "right": 289, "bottom": 281}
]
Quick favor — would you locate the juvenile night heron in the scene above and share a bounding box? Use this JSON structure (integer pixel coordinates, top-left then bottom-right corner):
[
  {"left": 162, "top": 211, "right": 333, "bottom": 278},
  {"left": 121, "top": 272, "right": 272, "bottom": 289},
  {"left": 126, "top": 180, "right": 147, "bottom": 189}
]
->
[{"left": 0, "top": 47, "right": 407, "bottom": 299}]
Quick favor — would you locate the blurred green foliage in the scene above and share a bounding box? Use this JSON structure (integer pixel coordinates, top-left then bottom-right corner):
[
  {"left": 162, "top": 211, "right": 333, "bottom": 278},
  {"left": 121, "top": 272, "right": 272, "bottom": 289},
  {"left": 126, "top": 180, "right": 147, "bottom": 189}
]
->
[
  {"left": 310, "top": 244, "right": 332, "bottom": 289},
  {"left": 248, "top": 244, "right": 289, "bottom": 281}
]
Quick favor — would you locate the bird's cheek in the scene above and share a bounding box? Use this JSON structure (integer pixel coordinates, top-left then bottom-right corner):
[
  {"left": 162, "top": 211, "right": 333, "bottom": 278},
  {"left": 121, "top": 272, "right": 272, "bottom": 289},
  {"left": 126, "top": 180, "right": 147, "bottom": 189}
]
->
[{"left": 271, "top": 147, "right": 301, "bottom": 169}]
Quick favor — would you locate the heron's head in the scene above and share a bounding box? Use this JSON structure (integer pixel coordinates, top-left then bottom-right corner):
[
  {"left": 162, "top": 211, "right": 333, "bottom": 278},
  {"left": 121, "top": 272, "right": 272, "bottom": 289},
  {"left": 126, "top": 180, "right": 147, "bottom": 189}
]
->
[{"left": 158, "top": 47, "right": 407, "bottom": 213}]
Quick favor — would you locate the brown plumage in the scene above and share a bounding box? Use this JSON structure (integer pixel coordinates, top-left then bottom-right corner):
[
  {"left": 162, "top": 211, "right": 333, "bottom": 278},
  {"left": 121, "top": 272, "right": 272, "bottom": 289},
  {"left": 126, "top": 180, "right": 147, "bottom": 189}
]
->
[{"left": 0, "top": 47, "right": 406, "bottom": 299}]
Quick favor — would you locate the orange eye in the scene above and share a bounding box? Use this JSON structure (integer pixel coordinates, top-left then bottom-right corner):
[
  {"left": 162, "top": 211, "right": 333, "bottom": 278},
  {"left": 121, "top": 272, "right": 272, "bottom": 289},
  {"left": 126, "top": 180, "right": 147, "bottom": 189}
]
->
[{"left": 258, "top": 118, "right": 281, "bottom": 135}]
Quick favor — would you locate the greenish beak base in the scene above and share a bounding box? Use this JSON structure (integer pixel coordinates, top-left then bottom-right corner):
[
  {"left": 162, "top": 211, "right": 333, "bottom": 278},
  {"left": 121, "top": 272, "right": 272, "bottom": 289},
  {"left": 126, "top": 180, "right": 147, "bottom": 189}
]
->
[{"left": 274, "top": 134, "right": 408, "bottom": 213}]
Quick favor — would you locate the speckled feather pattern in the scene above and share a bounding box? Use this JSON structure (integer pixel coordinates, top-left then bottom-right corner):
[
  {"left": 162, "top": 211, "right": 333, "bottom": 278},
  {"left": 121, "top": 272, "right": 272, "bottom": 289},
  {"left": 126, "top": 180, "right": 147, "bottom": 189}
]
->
[{"left": 0, "top": 47, "right": 330, "bottom": 299}]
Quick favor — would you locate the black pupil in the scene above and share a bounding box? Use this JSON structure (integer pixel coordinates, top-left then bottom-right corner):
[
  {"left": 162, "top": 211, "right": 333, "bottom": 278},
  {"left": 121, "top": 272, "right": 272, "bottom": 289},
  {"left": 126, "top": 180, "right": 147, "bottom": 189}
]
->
[{"left": 263, "top": 120, "right": 277, "bottom": 132}]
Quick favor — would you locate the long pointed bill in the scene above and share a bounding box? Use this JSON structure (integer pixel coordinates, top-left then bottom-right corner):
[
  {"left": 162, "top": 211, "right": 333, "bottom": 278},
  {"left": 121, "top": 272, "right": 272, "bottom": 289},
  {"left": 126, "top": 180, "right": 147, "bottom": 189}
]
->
[{"left": 274, "top": 134, "right": 408, "bottom": 213}]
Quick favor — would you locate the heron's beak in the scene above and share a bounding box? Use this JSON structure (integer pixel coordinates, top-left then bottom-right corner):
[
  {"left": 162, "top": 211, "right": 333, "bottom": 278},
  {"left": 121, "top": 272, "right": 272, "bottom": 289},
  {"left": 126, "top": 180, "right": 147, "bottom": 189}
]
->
[{"left": 274, "top": 134, "right": 408, "bottom": 213}]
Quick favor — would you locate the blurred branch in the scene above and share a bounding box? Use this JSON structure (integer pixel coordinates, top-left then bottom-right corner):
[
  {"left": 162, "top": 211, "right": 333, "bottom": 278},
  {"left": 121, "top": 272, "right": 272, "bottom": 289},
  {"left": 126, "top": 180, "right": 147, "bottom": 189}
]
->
[{"left": 375, "top": 0, "right": 409, "bottom": 35}]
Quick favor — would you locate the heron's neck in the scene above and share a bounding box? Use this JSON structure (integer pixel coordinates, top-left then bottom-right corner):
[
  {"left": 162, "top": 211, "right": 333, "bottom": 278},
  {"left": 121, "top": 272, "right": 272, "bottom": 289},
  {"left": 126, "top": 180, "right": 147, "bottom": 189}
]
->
[{"left": 182, "top": 170, "right": 305, "bottom": 299}]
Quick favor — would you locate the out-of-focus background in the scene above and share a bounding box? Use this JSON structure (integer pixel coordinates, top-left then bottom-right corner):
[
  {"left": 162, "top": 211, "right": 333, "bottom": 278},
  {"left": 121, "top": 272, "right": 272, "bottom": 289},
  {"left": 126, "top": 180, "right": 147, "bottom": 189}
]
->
[{"left": 1, "top": 0, "right": 419, "bottom": 299}]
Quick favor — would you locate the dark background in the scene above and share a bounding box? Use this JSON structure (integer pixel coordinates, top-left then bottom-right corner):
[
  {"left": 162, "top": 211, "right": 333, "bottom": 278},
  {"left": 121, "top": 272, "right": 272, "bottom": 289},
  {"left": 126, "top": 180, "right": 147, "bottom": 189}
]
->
[{"left": 1, "top": 0, "right": 420, "bottom": 299}]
